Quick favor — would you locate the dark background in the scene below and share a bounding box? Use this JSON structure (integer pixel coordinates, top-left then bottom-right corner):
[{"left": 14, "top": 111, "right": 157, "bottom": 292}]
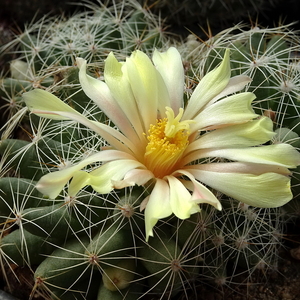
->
[{"left": 0, "top": 0, "right": 299, "bottom": 34}]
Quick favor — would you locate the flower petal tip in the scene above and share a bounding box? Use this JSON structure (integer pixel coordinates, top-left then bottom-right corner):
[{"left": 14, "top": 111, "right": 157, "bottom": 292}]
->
[{"left": 76, "top": 57, "right": 86, "bottom": 68}]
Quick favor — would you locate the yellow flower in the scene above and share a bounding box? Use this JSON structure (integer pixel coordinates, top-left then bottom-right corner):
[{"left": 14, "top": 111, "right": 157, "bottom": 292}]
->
[{"left": 23, "top": 48, "right": 300, "bottom": 240}]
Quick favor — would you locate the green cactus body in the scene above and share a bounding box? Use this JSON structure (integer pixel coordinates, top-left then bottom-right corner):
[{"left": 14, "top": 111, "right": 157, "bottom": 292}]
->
[
  {"left": 185, "top": 24, "right": 300, "bottom": 129},
  {"left": 173, "top": 210, "right": 214, "bottom": 250},
  {"left": 1, "top": 228, "right": 57, "bottom": 266},
  {"left": 139, "top": 235, "right": 181, "bottom": 277},
  {"left": 97, "top": 281, "right": 143, "bottom": 300},
  {"left": 50, "top": 273, "right": 101, "bottom": 300},
  {"left": 34, "top": 236, "right": 91, "bottom": 296},
  {"left": 112, "top": 190, "right": 145, "bottom": 232},
  {"left": 102, "top": 259, "right": 136, "bottom": 291},
  {"left": 0, "top": 139, "right": 44, "bottom": 180},
  {"left": 0, "top": 177, "right": 46, "bottom": 219},
  {"left": 86, "top": 224, "right": 133, "bottom": 269},
  {"left": 139, "top": 235, "right": 197, "bottom": 296},
  {"left": 0, "top": 78, "right": 32, "bottom": 98},
  {"left": 22, "top": 202, "right": 91, "bottom": 239}
]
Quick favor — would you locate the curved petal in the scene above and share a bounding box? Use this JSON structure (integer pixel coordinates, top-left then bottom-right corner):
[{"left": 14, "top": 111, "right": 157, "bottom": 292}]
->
[
  {"left": 23, "top": 89, "right": 80, "bottom": 120},
  {"left": 69, "top": 159, "right": 145, "bottom": 195},
  {"left": 23, "top": 88, "right": 140, "bottom": 155},
  {"left": 104, "top": 52, "right": 145, "bottom": 139},
  {"left": 77, "top": 57, "right": 140, "bottom": 143},
  {"left": 188, "top": 167, "right": 293, "bottom": 208},
  {"left": 31, "top": 108, "right": 140, "bottom": 156},
  {"left": 36, "top": 165, "right": 83, "bottom": 199},
  {"left": 124, "top": 50, "right": 160, "bottom": 130},
  {"left": 68, "top": 170, "right": 91, "bottom": 197},
  {"left": 113, "top": 169, "right": 154, "bottom": 189},
  {"left": 144, "top": 179, "right": 173, "bottom": 241},
  {"left": 187, "top": 161, "right": 292, "bottom": 176},
  {"left": 176, "top": 170, "right": 222, "bottom": 210},
  {"left": 185, "top": 117, "right": 274, "bottom": 156},
  {"left": 152, "top": 47, "right": 184, "bottom": 114},
  {"left": 36, "top": 150, "right": 134, "bottom": 198},
  {"left": 190, "top": 143, "right": 300, "bottom": 168},
  {"left": 165, "top": 175, "right": 201, "bottom": 219},
  {"left": 191, "top": 92, "right": 258, "bottom": 132},
  {"left": 183, "top": 49, "right": 231, "bottom": 120},
  {"left": 207, "top": 75, "right": 252, "bottom": 105},
  {"left": 153, "top": 72, "right": 171, "bottom": 119}
]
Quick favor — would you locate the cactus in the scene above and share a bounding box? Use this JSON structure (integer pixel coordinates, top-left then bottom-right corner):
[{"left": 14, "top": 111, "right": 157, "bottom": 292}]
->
[
  {"left": 180, "top": 23, "right": 300, "bottom": 235},
  {"left": 0, "top": 2, "right": 300, "bottom": 299},
  {"left": 181, "top": 23, "right": 300, "bottom": 127},
  {"left": 0, "top": 0, "right": 173, "bottom": 139}
]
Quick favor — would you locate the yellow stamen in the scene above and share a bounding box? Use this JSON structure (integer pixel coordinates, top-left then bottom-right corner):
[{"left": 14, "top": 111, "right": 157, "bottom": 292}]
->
[{"left": 144, "top": 107, "right": 192, "bottom": 178}]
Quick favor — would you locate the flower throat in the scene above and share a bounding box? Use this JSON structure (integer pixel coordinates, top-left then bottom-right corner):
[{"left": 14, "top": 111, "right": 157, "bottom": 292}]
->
[{"left": 144, "top": 107, "right": 192, "bottom": 178}]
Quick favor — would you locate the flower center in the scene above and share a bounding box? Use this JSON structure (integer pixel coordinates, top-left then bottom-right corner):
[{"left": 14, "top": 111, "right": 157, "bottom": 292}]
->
[{"left": 144, "top": 107, "right": 192, "bottom": 178}]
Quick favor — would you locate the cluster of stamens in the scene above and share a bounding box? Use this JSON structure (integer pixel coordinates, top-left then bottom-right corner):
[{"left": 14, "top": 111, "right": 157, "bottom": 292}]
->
[{"left": 144, "top": 107, "right": 192, "bottom": 178}]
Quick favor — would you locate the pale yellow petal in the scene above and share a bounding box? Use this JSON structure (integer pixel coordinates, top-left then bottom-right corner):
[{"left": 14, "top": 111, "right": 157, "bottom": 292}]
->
[
  {"left": 23, "top": 89, "right": 79, "bottom": 120},
  {"left": 152, "top": 47, "right": 183, "bottom": 114},
  {"left": 68, "top": 171, "right": 91, "bottom": 197},
  {"left": 188, "top": 167, "right": 293, "bottom": 208},
  {"left": 188, "top": 161, "right": 292, "bottom": 176},
  {"left": 112, "top": 169, "right": 154, "bottom": 189},
  {"left": 177, "top": 170, "right": 222, "bottom": 210},
  {"left": 166, "top": 175, "right": 201, "bottom": 219},
  {"left": 77, "top": 57, "right": 139, "bottom": 143},
  {"left": 194, "top": 143, "right": 300, "bottom": 168},
  {"left": 36, "top": 150, "right": 134, "bottom": 198},
  {"left": 185, "top": 117, "right": 274, "bottom": 156},
  {"left": 86, "top": 159, "right": 145, "bottom": 194},
  {"left": 24, "top": 88, "right": 137, "bottom": 154},
  {"left": 183, "top": 49, "right": 231, "bottom": 120},
  {"left": 208, "top": 75, "right": 252, "bottom": 105},
  {"left": 191, "top": 92, "right": 258, "bottom": 132},
  {"left": 69, "top": 159, "right": 145, "bottom": 196},
  {"left": 144, "top": 179, "right": 173, "bottom": 241},
  {"left": 104, "top": 52, "right": 145, "bottom": 138},
  {"left": 124, "top": 50, "right": 160, "bottom": 130}
]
